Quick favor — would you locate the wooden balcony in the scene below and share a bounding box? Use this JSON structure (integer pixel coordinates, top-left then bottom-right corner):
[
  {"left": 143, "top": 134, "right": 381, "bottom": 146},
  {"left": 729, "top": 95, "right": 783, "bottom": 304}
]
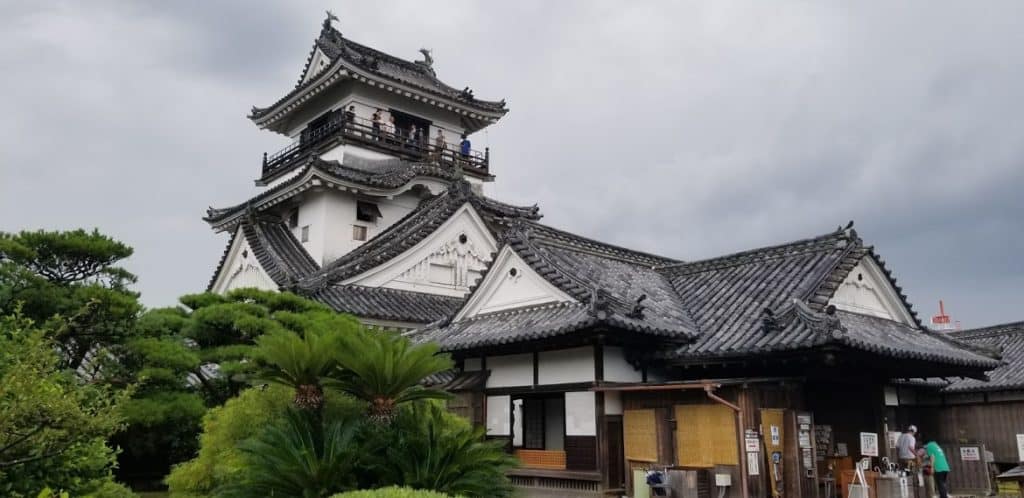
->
[{"left": 260, "top": 114, "right": 490, "bottom": 182}]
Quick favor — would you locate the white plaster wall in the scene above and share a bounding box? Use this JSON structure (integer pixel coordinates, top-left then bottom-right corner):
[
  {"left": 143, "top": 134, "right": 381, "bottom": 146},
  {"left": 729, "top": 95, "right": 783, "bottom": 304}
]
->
[
  {"left": 603, "top": 346, "right": 643, "bottom": 383},
  {"left": 604, "top": 391, "right": 623, "bottom": 415},
  {"left": 564, "top": 391, "right": 597, "bottom": 436},
  {"left": 485, "top": 353, "right": 533, "bottom": 388},
  {"left": 538, "top": 347, "right": 594, "bottom": 385},
  {"left": 486, "top": 395, "right": 510, "bottom": 436},
  {"left": 292, "top": 191, "right": 329, "bottom": 265},
  {"left": 311, "top": 189, "right": 420, "bottom": 265}
]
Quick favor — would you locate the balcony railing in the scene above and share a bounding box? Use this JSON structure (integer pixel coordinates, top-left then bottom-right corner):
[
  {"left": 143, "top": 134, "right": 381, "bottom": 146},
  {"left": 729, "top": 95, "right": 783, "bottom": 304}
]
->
[{"left": 261, "top": 114, "right": 490, "bottom": 180}]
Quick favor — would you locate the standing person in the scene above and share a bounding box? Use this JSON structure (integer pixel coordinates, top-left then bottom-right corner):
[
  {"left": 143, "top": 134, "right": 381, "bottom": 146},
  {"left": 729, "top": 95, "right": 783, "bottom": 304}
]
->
[
  {"left": 459, "top": 133, "right": 471, "bottom": 159},
  {"left": 897, "top": 425, "right": 918, "bottom": 470},
  {"left": 432, "top": 129, "right": 446, "bottom": 163},
  {"left": 386, "top": 115, "right": 397, "bottom": 143},
  {"left": 371, "top": 108, "right": 382, "bottom": 140},
  {"left": 924, "top": 439, "right": 951, "bottom": 498}
]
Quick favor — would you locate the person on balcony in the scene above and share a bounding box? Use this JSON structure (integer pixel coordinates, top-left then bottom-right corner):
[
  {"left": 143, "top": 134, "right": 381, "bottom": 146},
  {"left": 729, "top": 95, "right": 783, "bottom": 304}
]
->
[
  {"left": 432, "top": 130, "right": 446, "bottom": 163},
  {"left": 385, "top": 115, "right": 397, "bottom": 144},
  {"left": 459, "top": 133, "right": 471, "bottom": 158},
  {"left": 344, "top": 105, "right": 356, "bottom": 134},
  {"left": 371, "top": 109, "right": 382, "bottom": 140},
  {"left": 408, "top": 124, "right": 422, "bottom": 149}
]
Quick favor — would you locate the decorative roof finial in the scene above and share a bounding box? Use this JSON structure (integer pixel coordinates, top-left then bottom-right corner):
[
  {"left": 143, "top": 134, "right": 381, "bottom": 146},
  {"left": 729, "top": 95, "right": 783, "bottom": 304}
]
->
[
  {"left": 324, "top": 10, "right": 339, "bottom": 30},
  {"left": 416, "top": 48, "right": 436, "bottom": 76},
  {"left": 418, "top": 48, "right": 434, "bottom": 68}
]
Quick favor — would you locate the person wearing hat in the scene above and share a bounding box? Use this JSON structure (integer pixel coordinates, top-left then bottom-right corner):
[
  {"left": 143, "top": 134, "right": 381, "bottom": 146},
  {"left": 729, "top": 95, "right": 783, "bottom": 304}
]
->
[{"left": 897, "top": 425, "right": 918, "bottom": 470}]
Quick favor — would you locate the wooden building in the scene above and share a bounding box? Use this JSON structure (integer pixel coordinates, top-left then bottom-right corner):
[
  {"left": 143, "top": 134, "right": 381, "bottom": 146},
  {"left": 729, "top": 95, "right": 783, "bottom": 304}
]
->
[{"left": 202, "top": 14, "right": 1002, "bottom": 498}]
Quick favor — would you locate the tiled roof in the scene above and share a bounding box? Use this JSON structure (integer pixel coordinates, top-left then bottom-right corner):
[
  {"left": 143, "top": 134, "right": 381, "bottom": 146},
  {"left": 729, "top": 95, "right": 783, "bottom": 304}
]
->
[
  {"left": 414, "top": 301, "right": 696, "bottom": 351},
  {"left": 312, "top": 284, "right": 463, "bottom": 324},
  {"left": 204, "top": 157, "right": 466, "bottom": 229},
  {"left": 422, "top": 369, "right": 489, "bottom": 391},
  {"left": 659, "top": 226, "right": 983, "bottom": 368},
  {"left": 297, "top": 180, "right": 540, "bottom": 292},
  {"left": 250, "top": 21, "right": 506, "bottom": 124},
  {"left": 242, "top": 219, "right": 320, "bottom": 288},
  {"left": 943, "top": 322, "right": 1024, "bottom": 392},
  {"left": 662, "top": 228, "right": 859, "bottom": 356},
  {"left": 415, "top": 220, "right": 698, "bottom": 351},
  {"left": 206, "top": 215, "right": 319, "bottom": 291}
]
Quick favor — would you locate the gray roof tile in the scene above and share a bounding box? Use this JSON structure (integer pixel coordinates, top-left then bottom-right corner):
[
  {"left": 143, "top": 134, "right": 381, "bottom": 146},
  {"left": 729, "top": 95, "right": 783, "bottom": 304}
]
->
[
  {"left": 313, "top": 284, "right": 463, "bottom": 324},
  {"left": 943, "top": 322, "right": 1024, "bottom": 392}
]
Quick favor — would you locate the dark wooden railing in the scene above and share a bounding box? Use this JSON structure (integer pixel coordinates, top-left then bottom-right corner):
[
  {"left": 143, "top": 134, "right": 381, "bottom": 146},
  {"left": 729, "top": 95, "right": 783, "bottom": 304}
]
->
[{"left": 261, "top": 114, "right": 490, "bottom": 179}]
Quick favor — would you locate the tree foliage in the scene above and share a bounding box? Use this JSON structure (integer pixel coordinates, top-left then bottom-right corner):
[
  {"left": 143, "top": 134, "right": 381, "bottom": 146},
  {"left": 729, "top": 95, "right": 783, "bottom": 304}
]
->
[
  {"left": 0, "top": 312, "right": 129, "bottom": 498},
  {"left": 331, "top": 487, "right": 457, "bottom": 498}
]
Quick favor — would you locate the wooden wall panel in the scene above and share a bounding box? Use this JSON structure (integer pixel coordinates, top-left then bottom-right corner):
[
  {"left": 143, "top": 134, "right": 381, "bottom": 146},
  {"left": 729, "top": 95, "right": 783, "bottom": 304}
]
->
[{"left": 565, "top": 435, "right": 598, "bottom": 470}]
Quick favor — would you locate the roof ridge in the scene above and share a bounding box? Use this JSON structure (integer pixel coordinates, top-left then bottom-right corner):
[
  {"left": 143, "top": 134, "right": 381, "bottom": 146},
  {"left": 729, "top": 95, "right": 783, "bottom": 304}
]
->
[
  {"left": 953, "top": 321, "right": 1024, "bottom": 339},
  {"left": 659, "top": 227, "right": 851, "bottom": 275},
  {"left": 524, "top": 220, "right": 677, "bottom": 265}
]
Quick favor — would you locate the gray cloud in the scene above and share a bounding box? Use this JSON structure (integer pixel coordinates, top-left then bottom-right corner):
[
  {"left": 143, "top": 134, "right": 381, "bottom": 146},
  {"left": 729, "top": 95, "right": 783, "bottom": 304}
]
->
[{"left": 1, "top": 0, "right": 1021, "bottom": 327}]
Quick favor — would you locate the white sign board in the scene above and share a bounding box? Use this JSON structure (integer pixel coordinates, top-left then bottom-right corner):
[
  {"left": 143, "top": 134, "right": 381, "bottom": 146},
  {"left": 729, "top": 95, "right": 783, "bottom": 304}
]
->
[
  {"left": 960, "top": 446, "right": 980, "bottom": 461},
  {"left": 747, "top": 452, "right": 760, "bottom": 476},
  {"left": 746, "top": 437, "right": 761, "bottom": 452},
  {"left": 860, "top": 432, "right": 879, "bottom": 457},
  {"left": 837, "top": 443, "right": 849, "bottom": 457},
  {"left": 888, "top": 431, "right": 901, "bottom": 449},
  {"left": 771, "top": 426, "right": 781, "bottom": 446},
  {"left": 1017, "top": 434, "right": 1024, "bottom": 462}
]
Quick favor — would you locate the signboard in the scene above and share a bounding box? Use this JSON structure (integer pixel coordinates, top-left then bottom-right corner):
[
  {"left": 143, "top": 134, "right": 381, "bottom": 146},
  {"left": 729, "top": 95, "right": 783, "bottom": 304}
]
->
[
  {"left": 803, "top": 448, "right": 814, "bottom": 468},
  {"left": 799, "top": 432, "right": 812, "bottom": 449},
  {"left": 960, "top": 446, "right": 981, "bottom": 461},
  {"left": 747, "top": 452, "right": 760, "bottom": 476},
  {"left": 816, "top": 425, "right": 833, "bottom": 461},
  {"left": 860, "top": 432, "right": 879, "bottom": 457},
  {"left": 771, "top": 426, "right": 781, "bottom": 446},
  {"left": 798, "top": 414, "right": 812, "bottom": 425},
  {"left": 746, "top": 436, "right": 762, "bottom": 452},
  {"left": 837, "top": 443, "right": 849, "bottom": 457},
  {"left": 1017, "top": 434, "right": 1024, "bottom": 462},
  {"left": 888, "top": 431, "right": 901, "bottom": 449}
]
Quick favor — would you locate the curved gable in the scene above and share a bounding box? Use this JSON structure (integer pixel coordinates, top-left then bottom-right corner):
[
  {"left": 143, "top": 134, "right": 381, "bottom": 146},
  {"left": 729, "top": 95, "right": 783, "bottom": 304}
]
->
[
  {"left": 829, "top": 256, "right": 916, "bottom": 325},
  {"left": 343, "top": 204, "right": 497, "bottom": 297}
]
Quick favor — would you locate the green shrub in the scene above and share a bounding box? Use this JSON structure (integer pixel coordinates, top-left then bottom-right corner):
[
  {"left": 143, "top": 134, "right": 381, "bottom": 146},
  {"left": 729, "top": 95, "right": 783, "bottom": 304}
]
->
[
  {"left": 165, "top": 385, "right": 361, "bottom": 497},
  {"left": 331, "top": 486, "right": 455, "bottom": 498}
]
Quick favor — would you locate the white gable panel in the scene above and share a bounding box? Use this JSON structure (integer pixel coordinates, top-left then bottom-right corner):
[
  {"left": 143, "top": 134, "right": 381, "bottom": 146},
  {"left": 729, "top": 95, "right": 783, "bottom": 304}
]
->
[
  {"left": 301, "top": 48, "right": 332, "bottom": 84},
  {"left": 454, "top": 246, "right": 576, "bottom": 321},
  {"left": 829, "top": 256, "right": 915, "bottom": 324},
  {"left": 210, "top": 228, "right": 278, "bottom": 294},
  {"left": 343, "top": 204, "right": 497, "bottom": 297}
]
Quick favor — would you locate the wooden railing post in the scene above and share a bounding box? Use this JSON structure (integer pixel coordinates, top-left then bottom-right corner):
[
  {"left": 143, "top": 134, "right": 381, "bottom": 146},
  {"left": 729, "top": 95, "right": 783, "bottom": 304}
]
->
[{"left": 484, "top": 147, "right": 490, "bottom": 167}]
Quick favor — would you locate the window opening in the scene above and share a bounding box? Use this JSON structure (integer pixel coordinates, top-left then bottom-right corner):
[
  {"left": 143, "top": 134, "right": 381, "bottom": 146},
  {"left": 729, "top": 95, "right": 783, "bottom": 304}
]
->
[
  {"left": 356, "top": 201, "right": 382, "bottom": 223},
  {"left": 352, "top": 225, "right": 368, "bottom": 241},
  {"left": 300, "top": 225, "right": 310, "bottom": 243}
]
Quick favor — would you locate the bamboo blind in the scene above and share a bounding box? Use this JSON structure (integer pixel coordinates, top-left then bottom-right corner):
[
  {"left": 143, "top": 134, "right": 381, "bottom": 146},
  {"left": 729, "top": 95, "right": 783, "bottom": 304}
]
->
[
  {"left": 515, "top": 449, "right": 567, "bottom": 470},
  {"left": 675, "top": 404, "right": 739, "bottom": 467},
  {"left": 624, "top": 409, "right": 658, "bottom": 462}
]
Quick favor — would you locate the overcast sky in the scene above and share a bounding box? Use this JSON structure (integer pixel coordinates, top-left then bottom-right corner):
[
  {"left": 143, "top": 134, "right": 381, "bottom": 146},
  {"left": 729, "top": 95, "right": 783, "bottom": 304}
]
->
[{"left": 2, "top": 1, "right": 1022, "bottom": 327}]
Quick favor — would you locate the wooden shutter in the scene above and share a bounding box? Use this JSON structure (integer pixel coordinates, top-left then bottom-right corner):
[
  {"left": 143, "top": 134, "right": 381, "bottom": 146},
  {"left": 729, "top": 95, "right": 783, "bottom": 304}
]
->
[{"left": 624, "top": 409, "right": 658, "bottom": 462}]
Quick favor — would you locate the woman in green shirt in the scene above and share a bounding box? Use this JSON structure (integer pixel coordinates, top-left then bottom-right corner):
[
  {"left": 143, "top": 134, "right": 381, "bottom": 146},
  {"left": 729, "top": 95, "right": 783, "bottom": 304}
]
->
[{"left": 923, "top": 440, "right": 950, "bottom": 498}]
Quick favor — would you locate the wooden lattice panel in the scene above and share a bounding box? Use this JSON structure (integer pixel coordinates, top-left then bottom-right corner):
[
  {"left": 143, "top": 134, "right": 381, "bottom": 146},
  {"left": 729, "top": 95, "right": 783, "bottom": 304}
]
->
[
  {"left": 624, "top": 409, "right": 658, "bottom": 462},
  {"left": 675, "top": 404, "right": 739, "bottom": 467},
  {"left": 515, "top": 449, "right": 567, "bottom": 470}
]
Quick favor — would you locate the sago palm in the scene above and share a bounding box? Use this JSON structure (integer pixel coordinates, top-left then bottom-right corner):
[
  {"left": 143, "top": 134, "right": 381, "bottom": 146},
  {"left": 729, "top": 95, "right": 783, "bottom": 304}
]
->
[
  {"left": 221, "top": 408, "right": 361, "bottom": 498},
  {"left": 372, "top": 403, "right": 517, "bottom": 497},
  {"left": 329, "top": 331, "right": 452, "bottom": 423},
  {"left": 252, "top": 326, "right": 342, "bottom": 412}
]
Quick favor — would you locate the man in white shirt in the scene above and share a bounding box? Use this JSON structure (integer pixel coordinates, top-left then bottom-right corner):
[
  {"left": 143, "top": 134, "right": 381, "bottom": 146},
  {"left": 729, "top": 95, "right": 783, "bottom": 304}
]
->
[{"left": 896, "top": 425, "right": 918, "bottom": 469}]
